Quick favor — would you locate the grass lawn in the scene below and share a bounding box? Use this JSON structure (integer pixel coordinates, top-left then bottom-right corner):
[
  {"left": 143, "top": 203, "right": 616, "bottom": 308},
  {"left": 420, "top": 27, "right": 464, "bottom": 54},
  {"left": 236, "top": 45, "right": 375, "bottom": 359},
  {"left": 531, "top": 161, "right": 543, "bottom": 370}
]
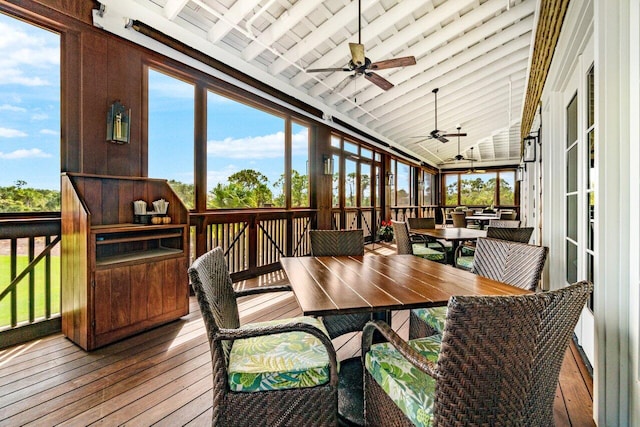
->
[{"left": 0, "top": 255, "right": 61, "bottom": 328}]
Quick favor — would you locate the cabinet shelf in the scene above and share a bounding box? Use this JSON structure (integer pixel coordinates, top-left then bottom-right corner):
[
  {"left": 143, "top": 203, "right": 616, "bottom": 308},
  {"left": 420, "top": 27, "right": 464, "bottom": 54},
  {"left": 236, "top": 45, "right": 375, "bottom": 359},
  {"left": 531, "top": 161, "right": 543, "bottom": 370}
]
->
[{"left": 96, "top": 247, "right": 183, "bottom": 266}]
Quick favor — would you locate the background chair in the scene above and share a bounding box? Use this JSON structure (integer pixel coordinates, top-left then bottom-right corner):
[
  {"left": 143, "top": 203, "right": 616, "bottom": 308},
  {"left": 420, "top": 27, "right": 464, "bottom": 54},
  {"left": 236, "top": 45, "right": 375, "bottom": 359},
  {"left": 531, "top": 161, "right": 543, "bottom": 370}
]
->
[
  {"left": 412, "top": 236, "right": 548, "bottom": 338},
  {"left": 362, "top": 281, "right": 592, "bottom": 427},
  {"left": 450, "top": 211, "right": 467, "bottom": 228},
  {"left": 500, "top": 210, "right": 518, "bottom": 220},
  {"left": 309, "top": 229, "right": 373, "bottom": 339},
  {"left": 407, "top": 217, "right": 452, "bottom": 255},
  {"left": 391, "top": 220, "right": 446, "bottom": 263},
  {"left": 188, "top": 247, "right": 338, "bottom": 426},
  {"left": 454, "top": 225, "right": 534, "bottom": 270}
]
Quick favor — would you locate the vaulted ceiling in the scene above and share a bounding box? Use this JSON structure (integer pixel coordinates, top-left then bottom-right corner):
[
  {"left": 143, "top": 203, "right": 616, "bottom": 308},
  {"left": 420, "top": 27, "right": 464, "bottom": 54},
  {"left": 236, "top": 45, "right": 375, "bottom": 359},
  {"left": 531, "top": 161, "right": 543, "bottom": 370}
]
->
[{"left": 94, "top": 0, "right": 537, "bottom": 169}]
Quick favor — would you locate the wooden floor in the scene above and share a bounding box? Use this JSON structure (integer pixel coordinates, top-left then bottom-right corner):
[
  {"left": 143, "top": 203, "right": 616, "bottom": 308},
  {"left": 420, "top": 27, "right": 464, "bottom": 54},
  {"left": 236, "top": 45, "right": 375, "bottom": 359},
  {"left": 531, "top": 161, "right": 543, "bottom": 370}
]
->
[{"left": 0, "top": 242, "right": 594, "bottom": 426}]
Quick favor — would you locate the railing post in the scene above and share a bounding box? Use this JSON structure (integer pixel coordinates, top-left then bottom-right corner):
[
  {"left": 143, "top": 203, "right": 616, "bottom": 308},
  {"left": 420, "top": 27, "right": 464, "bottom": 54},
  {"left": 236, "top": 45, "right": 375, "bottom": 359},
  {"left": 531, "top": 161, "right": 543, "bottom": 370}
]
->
[{"left": 248, "top": 213, "right": 258, "bottom": 272}]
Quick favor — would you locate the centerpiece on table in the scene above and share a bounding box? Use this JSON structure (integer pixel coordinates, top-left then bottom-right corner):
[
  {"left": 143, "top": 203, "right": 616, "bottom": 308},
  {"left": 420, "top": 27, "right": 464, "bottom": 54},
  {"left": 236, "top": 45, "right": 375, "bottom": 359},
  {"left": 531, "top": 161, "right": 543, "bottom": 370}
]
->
[{"left": 378, "top": 220, "right": 394, "bottom": 242}]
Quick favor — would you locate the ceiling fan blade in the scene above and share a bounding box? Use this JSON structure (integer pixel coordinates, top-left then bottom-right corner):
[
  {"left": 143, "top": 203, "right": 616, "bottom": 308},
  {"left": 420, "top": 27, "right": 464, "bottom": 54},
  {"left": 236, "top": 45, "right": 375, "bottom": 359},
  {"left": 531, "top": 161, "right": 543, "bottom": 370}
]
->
[
  {"left": 437, "top": 136, "right": 449, "bottom": 143},
  {"left": 335, "top": 74, "right": 357, "bottom": 92},
  {"left": 442, "top": 132, "right": 467, "bottom": 137},
  {"left": 307, "top": 67, "right": 352, "bottom": 73},
  {"left": 349, "top": 43, "right": 365, "bottom": 66},
  {"left": 370, "top": 56, "right": 416, "bottom": 70},
  {"left": 364, "top": 72, "right": 394, "bottom": 91}
]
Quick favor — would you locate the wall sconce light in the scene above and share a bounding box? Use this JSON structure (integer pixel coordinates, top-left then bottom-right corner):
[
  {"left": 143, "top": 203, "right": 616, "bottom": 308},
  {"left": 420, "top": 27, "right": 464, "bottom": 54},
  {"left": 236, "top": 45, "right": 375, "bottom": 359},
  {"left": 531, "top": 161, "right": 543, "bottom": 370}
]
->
[
  {"left": 107, "top": 101, "right": 131, "bottom": 144},
  {"left": 523, "top": 135, "right": 537, "bottom": 162},
  {"left": 516, "top": 164, "right": 525, "bottom": 182},
  {"left": 386, "top": 171, "right": 394, "bottom": 186},
  {"left": 323, "top": 155, "right": 333, "bottom": 175}
]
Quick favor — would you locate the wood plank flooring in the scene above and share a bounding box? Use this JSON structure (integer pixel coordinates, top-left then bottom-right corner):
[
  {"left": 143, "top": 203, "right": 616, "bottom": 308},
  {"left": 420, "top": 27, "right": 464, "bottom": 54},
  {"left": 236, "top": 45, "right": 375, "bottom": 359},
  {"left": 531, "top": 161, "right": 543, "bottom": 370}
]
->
[{"left": 0, "top": 242, "right": 594, "bottom": 426}]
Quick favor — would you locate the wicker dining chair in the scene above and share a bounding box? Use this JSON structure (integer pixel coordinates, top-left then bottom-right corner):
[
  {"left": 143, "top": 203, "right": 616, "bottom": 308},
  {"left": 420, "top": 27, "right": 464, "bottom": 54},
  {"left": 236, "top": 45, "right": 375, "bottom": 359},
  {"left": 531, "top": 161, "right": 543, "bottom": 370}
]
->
[
  {"left": 391, "top": 220, "right": 447, "bottom": 264},
  {"left": 407, "top": 217, "right": 453, "bottom": 254},
  {"left": 411, "top": 237, "right": 548, "bottom": 339},
  {"left": 362, "top": 281, "right": 592, "bottom": 427},
  {"left": 308, "top": 229, "right": 374, "bottom": 339},
  {"left": 450, "top": 211, "right": 467, "bottom": 228},
  {"left": 188, "top": 247, "right": 339, "bottom": 426},
  {"left": 453, "top": 225, "right": 534, "bottom": 271}
]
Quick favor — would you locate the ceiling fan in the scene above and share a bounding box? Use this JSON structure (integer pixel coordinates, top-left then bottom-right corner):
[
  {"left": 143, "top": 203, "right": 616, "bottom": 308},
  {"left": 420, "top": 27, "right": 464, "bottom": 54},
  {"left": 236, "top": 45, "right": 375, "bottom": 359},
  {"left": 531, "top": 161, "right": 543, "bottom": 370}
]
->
[
  {"left": 414, "top": 88, "right": 467, "bottom": 143},
  {"left": 439, "top": 127, "right": 470, "bottom": 163},
  {"left": 465, "top": 147, "right": 486, "bottom": 174},
  {"left": 306, "top": 0, "right": 416, "bottom": 91}
]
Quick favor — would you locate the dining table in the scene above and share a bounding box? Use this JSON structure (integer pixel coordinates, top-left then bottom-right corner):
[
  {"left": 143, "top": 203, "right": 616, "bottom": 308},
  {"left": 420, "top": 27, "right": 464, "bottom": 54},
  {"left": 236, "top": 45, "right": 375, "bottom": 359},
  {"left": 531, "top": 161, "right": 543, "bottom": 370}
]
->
[
  {"left": 279, "top": 254, "right": 530, "bottom": 426},
  {"left": 410, "top": 227, "right": 487, "bottom": 263}
]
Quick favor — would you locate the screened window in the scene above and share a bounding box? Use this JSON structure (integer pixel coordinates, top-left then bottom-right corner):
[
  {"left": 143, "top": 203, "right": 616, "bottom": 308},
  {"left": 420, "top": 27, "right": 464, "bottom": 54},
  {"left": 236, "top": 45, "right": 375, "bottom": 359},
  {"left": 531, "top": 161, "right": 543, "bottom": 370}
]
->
[
  {"left": 396, "top": 162, "right": 411, "bottom": 206},
  {"left": 0, "top": 14, "right": 60, "bottom": 212},
  {"left": 460, "top": 173, "right": 494, "bottom": 206},
  {"left": 206, "top": 91, "right": 285, "bottom": 208},
  {"left": 148, "top": 68, "right": 195, "bottom": 209}
]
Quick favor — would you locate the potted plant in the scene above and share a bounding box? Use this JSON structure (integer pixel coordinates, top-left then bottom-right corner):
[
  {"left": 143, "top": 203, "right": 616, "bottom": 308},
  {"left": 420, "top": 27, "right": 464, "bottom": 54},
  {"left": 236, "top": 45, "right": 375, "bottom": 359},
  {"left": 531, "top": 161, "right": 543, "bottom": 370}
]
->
[{"left": 378, "top": 220, "right": 394, "bottom": 242}]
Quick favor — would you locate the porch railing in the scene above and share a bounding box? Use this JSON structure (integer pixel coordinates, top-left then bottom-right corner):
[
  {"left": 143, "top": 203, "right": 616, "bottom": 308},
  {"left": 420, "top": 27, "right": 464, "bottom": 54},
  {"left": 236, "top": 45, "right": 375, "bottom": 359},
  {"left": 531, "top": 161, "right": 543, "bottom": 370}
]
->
[
  {"left": 190, "top": 209, "right": 316, "bottom": 281},
  {"left": 0, "top": 213, "right": 61, "bottom": 349}
]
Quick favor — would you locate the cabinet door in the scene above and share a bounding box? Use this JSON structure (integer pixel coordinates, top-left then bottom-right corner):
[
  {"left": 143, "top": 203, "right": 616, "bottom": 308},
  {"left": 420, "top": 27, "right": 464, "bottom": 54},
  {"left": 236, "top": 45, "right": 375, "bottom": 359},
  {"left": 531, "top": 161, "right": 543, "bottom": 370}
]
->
[
  {"left": 94, "top": 267, "right": 132, "bottom": 335},
  {"left": 162, "top": 257, "right": 188, "bottom": 314}
]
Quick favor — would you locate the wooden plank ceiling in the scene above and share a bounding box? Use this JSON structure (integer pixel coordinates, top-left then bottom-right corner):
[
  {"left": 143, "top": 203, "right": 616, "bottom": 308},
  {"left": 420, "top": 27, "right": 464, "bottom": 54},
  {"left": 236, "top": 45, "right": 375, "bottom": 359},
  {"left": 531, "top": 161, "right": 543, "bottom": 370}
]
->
[{"left": 94, "top": 0, "right": 538, "bottom": 169}]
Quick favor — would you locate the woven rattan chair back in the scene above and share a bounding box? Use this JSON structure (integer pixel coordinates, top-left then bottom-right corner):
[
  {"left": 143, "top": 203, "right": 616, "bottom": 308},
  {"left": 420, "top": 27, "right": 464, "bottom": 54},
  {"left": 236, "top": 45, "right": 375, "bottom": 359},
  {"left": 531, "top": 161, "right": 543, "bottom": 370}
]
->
[
  {"left": 391, "top": 220, "right": 413, "bottom": 255},
  {"left": 472, "top": 237, "right": 548, "bottom": 291},
  {"left": 450, "top": 211, "right": 467, "bottom": 228},
  {"left": 188, "top": 247, "right": 239, "bottom": 359},
  {"left": 188, "top": 247, "right": 339, "bottom": 426},
  {"left": 309, "top": 229, "right": 364, "bottom": 257},
  {"left": 486, "top": 226, "right": 534, "bottom": 243},
  {"left": 488, "top": 219, "right": 520, "bottom": 228},
  {"left": 407, "top": 217, "right": 436, "bottom": 231},
  {"left": 499, "top": 210, "right": 518, "bottom": 220},
  {"left": 433, "top": 281, "right": 592, "bottom": 426}
]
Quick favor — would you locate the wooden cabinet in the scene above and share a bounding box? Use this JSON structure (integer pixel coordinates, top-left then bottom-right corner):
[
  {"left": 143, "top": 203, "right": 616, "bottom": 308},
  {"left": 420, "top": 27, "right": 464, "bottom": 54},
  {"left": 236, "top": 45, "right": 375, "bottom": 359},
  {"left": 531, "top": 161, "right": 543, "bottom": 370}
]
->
[{"left": 61, "top": 173, "right": 190, "bottom": 350}]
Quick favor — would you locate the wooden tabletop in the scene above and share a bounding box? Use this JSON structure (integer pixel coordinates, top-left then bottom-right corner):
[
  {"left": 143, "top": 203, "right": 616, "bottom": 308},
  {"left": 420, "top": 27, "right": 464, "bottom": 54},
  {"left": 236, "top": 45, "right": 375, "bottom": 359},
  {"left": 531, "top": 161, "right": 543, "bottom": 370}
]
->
[
  {"left": 280, "top": 255, "right": 528, "bottom": 317},
  {"left": 411, "top": 227, "right": 487, "bottom": 242}
]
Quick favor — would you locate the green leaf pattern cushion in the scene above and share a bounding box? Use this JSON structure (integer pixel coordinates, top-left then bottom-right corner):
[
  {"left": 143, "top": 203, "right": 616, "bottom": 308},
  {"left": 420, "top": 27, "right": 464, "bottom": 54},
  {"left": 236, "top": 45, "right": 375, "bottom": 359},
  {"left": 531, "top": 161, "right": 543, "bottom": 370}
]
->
[
  {"left": 412, "top": 306, "right": 447, "bottom": 335},
  {"left": 365, "top": 335, "right": 442, "bottom": 427},
  {"left": 456, "top": 255, "right": 474, "bottom": 270},
  {"left": 228, "top": 316, "right": 333, "bottom": 392},
  {"left": 412, "top": 244, "right": 446, "bottom": 262}
]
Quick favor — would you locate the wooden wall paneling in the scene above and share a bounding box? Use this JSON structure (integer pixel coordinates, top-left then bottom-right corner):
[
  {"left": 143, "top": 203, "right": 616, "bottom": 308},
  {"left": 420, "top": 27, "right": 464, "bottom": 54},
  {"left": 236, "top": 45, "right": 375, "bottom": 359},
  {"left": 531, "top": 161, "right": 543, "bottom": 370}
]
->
[
  {"left": 62, "top": 30, "right": 82, "bottom": 173},
  {"left": 106, "top": 37, "right": 143, "bottom": 177},
  {"left": 101, "top": 179, "right": 119, "bottom": 225},
  {"left": 81, "top": 31, "right": 109, "bottom": 175},
  {"left": 81, "top": 177, "right": 100, "bottom": 225},
  {"left": 118, "top": 179, "right": 134, "bottom": 223}
]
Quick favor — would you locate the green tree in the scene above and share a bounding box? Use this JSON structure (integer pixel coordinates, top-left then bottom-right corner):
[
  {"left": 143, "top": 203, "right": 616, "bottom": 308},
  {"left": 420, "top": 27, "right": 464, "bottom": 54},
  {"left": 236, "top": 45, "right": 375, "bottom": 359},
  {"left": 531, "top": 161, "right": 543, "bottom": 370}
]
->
[
  {"left": 273, "top": 169, "right": 308, "bottom": 207},
  {"left": 167, "top": 180, "right": 194, "bottom": 210},
  {"left": 208, "top": 169, "right": 273, "bottom": 208},
  {"left": 0, "top": 181, "right": 60, "bottom": 212}
]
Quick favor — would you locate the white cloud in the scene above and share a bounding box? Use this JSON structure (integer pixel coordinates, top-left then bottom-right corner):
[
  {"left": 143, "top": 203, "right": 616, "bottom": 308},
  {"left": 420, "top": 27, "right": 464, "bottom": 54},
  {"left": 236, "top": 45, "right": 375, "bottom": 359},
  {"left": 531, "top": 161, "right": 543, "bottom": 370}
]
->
[
  {"left": 0, "top": 148, "right": 51, "bottom": 159},
  {"left": 208, "top": 131, "right": 285, "bottom": 159},
  {"left": 40, "top": 129, "right": 58, "bottom": 136},
  {"left": 0, "top": 127, "right": 28, "bottom": 138},
  {"left": 207, "top": 164, "right": 239, "bottom": 188},
  {"left": 0, "top": 19, "right": 58, "bottom": 87},
  {"left": 31, "top": 112, "right": 48, "bottom": 121},
  {"left": 207, "top": 129, "right": 309, "bottom": 159},
  {"left": 0, "top": 104, "right": 26, "bottom": 112}
]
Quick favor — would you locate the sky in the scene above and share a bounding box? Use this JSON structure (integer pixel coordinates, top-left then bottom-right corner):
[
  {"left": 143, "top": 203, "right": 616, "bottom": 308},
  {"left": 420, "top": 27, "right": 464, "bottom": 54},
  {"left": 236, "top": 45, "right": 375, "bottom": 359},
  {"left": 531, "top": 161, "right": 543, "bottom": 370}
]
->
[
  {"left": 0, "top": 12, "right": 308, "bottom": 195},
  {"left": 0, "top": 13, "right": 60, "bottom": 190}
]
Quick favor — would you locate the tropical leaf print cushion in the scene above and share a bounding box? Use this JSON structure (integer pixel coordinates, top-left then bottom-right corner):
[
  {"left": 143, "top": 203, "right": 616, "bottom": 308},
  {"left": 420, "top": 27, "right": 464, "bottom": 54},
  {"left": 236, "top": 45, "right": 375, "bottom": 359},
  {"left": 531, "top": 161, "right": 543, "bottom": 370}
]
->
[
  {"left": 228, "top": 316, "right": 333, "bottom": 392},
  {"left": 365, "top": 334, "right": 442, "bottom": 427},
  {"left": 412, "top": 306, "right": 447, "bottom": 335}
]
